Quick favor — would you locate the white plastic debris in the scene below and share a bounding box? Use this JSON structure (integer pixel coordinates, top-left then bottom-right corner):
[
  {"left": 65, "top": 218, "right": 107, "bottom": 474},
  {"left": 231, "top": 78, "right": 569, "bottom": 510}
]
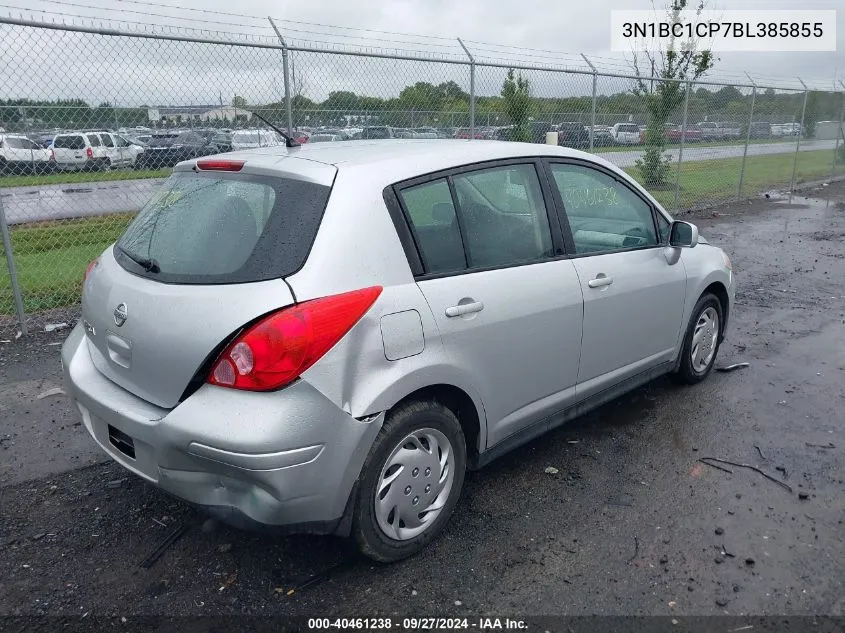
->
[
  {"left": 36, "top": 387, "right": 65, "bottom": 400},
  {"left": 544, "top": 466, "right": 559, "bottom": 475},
  {"left": 44, "top": 322, "right": 69, "bottom": 332}
]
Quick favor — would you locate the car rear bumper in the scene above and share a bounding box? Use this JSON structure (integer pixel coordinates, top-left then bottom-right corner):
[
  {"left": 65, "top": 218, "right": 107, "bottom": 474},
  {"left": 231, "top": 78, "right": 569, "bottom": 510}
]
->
[{"left": 61, "top": 323, "right": 383, "bottom": 532}]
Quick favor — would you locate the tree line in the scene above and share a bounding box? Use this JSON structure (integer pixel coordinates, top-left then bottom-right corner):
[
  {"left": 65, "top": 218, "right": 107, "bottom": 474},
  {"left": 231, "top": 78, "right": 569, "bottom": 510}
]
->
[{"left": 0, "top": 82, "right": 837, "bottom": 133}]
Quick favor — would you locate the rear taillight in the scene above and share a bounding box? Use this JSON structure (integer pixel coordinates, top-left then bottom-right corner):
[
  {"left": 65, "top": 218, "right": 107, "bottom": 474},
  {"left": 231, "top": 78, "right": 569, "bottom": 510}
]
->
[
  {"left": 49, "top": 149, "right": 55, "bottom": 161},
  {"left": 208, "top": 286, "right": 382, "bottom": 391},
  {"left": 86, "top": 147, "right": 94, "bottom": 159},
  {"left": 83, "top": 257, "right": 99, "bottom": 282}
]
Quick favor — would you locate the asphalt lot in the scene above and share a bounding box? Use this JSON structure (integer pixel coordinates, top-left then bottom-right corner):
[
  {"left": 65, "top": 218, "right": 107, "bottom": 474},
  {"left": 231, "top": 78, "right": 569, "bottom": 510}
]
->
[
  {"left": 0, "top": 138, "right": 836, "bottom": 224},
  {"left": 0, "top": 182, "right": 844, "bottom": 621}
]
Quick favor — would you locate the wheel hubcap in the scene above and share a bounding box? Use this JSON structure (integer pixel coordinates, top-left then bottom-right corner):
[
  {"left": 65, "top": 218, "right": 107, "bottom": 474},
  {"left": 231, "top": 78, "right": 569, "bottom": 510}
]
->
[
  {"left": 691, "top": 306, "right": 719, "bottom": 373},
  {"left": 375, "top": 428, "right": 454, "bottom": 541}
]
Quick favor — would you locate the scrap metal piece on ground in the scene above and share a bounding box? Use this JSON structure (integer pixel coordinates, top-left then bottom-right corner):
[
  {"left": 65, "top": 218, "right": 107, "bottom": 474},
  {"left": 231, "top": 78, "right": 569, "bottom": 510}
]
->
[
  {"left": 138, "top": 523, "right": 188, "bottom": 570},
  {"left": 716, "top": 362, "right": 750, "bottom": 373},
  {"left": 699, "top": 457, "right": 794, "bottom": 493}
]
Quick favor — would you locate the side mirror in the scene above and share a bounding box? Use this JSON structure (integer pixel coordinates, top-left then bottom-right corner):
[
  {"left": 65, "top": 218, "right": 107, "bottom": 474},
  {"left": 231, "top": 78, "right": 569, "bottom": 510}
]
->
[{"left": 669, "top": 221, "right": 699, "bottom": 248}]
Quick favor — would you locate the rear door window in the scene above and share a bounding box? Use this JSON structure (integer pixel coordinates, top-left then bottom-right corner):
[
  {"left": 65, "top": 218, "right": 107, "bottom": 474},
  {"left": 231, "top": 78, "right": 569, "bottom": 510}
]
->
[
  {"left": 100, "top": 133, "right": 114, "bottom": 148},
  {"left": 115, "top": 171, "right": 331, "bottom": 284},
  {"left": 87, "top": 134, "right": 101, "bottom": 147},
  {"left": 452, "top": 164, "right": 553, "bottom": 268}
]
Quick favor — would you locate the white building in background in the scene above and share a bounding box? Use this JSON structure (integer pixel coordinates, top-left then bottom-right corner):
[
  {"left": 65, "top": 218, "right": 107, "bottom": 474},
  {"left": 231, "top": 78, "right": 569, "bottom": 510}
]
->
[
  {"left": 199, "top": 107, "right": 252, "bottom": 123},
  {"left": 147, "top": 106, "right": 251, "bottom": 126}
]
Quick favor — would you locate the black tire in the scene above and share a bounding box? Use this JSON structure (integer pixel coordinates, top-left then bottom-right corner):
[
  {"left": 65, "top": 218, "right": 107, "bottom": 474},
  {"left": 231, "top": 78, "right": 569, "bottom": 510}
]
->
[
  {"left": 100, "top": 158, "right": 111, "bottom": 172},
  {"left": 675, "top": 292, "right": 723, "bottom": 385},
  {"left": 351, "top": 399, "right": 467, "bottom": 563}
]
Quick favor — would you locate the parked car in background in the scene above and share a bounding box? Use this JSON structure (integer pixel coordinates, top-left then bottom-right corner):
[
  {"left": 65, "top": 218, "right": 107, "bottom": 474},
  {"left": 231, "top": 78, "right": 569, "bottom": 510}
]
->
[
  {"left": 611, "top": 123, "right": 641, "bottom": 145},
  {"left": 50, "top": 131, "right": 113, "bottom": 171},
  {"left": 111, "top": 133, "right": 146, "bottom": 168},
  {"left": 718, "top": 122, "right": 743, "bottom": 139},
  {"left": 29, "top": 133, "right": 54, "bottom": 149},
  {"left": 588, "top": 125, "right": 615, "bottom": 147},
  {"left": 772, "top": 122, "right": 801, "bottom": 137},
  {"left": 290, "top": 130, "right": 311, "bottom": 144},
  {"left": 230, "top": 129, "right": 283, "bottom": 151},
  {"left": 412, "top": 127, "right": 439, "bottom": 139},
  {"left": 63, "top": 140, "right": 733, "bottom": 563},
  {"left": 555, "top": 122, "right": 590, "bottom": 149},
  {"left": 454, "top": 127, "right": 486, "bottom": 140},
  {"left": 494, "top": 126, "right": 516, "bottom": 141},
  {"left": 0, "top": 134, "right": 53, "bottom": 174},
  {"left": 530, "top": 121, "right": 554, "bottom": 144},
  {"left": 748, "top": 121, "right": 772, "bottom": 138},
  {"left": 362, "top": 126, "right": 395, "bottom": 140},
  {"left": 209, "top": 131, "right": 233, "bottom": 153},
  {"left": 136, "top": 131, "right": 217, "bottom": 169},
  {"left": 664, "top": 124, "right": 702, "bottom": 143},
  {"left": 696, "top": 122, "right": 722, "bottom": 141},
  {"left": 309, "top": 133, "right": 347, "bottom": 143}
]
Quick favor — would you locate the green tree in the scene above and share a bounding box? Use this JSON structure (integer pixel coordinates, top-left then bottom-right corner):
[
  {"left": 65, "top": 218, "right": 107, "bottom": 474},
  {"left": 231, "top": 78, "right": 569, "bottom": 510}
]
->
[
  {"left": 322, "top": 91, "right": 359, "bottom": 113},
  {"left": 398, "top": 82, "right": 444, "bottom": 112},
  {"left": 802, "top": 91, "right": 820, "bottom": 139},
  {"left": 232, "top": 95, "right": 247, "bottom": 108},
  {"left": 631, "top": 0, "right": 715, "bottom": 186},
  {"left": 501, "top": 69, "right": 531, "bottom": 142},
  {"left": 438, "top": 81, "right": 469, "bottom": 104}
]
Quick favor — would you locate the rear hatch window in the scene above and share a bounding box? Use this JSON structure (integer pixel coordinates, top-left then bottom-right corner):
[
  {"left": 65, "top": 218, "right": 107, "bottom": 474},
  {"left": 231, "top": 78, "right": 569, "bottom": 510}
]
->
[
  {"left": 54, "top": 135, "right": 85, "bottom": 149},
  {"left": 114, "top": 171, "right": 331, "bottom": 284}
]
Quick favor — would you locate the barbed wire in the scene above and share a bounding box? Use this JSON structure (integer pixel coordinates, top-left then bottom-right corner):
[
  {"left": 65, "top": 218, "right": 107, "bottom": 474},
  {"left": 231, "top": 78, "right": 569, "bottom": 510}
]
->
[
  {"left": 118, "top": 0, "right": 460, "bottom": 41},
  {"left": 0, "top": 5, "right": 838, "bottom": 91}
]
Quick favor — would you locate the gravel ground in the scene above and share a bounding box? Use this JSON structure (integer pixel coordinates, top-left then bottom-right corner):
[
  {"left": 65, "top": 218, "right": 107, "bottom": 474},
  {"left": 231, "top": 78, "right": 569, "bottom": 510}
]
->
[{"left": 1, "top": 183, "right": 844, "bottom": 623}]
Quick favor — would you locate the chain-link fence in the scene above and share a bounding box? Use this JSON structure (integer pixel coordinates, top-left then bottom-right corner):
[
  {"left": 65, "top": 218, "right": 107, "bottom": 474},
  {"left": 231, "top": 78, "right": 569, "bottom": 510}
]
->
[{"left": 1, "top": 15, "right": 844, "bottom": 333}]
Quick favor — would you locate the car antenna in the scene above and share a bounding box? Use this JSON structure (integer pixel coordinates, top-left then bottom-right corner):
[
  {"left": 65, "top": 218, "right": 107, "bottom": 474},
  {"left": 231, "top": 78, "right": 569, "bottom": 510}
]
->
[{"left": 250, "top": 111, "right": 300, "bottom": 148}]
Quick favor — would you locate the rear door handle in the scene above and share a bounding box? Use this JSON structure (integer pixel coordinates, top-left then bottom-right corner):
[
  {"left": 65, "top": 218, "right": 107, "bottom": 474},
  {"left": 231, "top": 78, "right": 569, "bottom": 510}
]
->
[
  {"left": 588, "top": 275, "right": 614, "bottom": 288},
  {"left": 445, "top": 301, "right": 484, "bottom": 317}
]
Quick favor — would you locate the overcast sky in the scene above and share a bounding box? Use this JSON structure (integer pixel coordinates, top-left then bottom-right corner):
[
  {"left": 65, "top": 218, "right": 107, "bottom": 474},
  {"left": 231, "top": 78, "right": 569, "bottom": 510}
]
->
[
  {"left": 209, "top": 0, "right": 843, "bottom": 85},
  {"left": 4, "top": 0, "right": 843, "bottom": 107}
]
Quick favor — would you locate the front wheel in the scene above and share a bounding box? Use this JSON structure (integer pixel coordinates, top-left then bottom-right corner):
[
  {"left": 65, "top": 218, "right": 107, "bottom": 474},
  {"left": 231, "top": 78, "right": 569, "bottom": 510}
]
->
[
  {"left": 351, "top": 400, "right": 467, "bottom": 563},
  {"left": 675, "top": 293, "right": 723, "bottom": 384}
]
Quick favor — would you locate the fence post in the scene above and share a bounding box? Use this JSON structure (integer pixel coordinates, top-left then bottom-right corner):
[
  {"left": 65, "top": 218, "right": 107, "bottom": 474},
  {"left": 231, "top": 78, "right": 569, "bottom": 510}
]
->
[
  {"left": 581, "top": 53, "right": 597, "bottom": 152},
  {"left": 0, "top": 196, "right": 27, "bottom": 336},
  {"left": 738, "top": 73, "right": 757, "bottom": 199},
  {"left": 673, "top": 80, "right": 691, "bottom": 211},
  {"left": 457, "top": 38, "right": 475, "bottom": 139},
  {"left": 789, "top": 78, "right": 809, "bottom": 203},
  {"left": 832, "top": 82, "right": 845, "bottom": 184},
  {"left": 268, "top": 17, "right": 293, "bottom": 137}
]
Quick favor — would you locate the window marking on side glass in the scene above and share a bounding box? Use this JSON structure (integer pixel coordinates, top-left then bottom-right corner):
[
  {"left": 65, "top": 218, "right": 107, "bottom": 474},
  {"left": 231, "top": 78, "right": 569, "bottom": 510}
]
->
[{"left": 559, "top": 185, "right": 620, "bottom": 210}]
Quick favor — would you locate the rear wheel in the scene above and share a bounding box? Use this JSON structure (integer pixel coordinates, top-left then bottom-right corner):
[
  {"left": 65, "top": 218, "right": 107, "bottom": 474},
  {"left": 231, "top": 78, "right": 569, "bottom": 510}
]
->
[
  {"left": 351, "top": 400, "right": 466, "bottom": 562},
  {"left": 675, "top": 293, "right": 723, "bottom": 384}
]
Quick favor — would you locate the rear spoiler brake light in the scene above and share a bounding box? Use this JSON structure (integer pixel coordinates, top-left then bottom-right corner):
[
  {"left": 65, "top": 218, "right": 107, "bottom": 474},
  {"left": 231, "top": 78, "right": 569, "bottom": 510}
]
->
[{"left": 195, "top": 159, "right": 245, "bottom": 172}]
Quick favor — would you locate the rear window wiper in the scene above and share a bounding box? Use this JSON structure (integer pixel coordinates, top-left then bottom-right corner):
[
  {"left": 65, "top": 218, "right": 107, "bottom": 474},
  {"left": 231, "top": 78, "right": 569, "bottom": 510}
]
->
[{"left": 118, "top": 244, "right": 160, "bottom": 273}]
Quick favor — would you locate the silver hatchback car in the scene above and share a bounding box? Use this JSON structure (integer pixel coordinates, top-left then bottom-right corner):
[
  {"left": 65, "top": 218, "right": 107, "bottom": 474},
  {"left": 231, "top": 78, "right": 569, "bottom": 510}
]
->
[{"left": 62, "top": 140, "right": 734, "bottom": 561}]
